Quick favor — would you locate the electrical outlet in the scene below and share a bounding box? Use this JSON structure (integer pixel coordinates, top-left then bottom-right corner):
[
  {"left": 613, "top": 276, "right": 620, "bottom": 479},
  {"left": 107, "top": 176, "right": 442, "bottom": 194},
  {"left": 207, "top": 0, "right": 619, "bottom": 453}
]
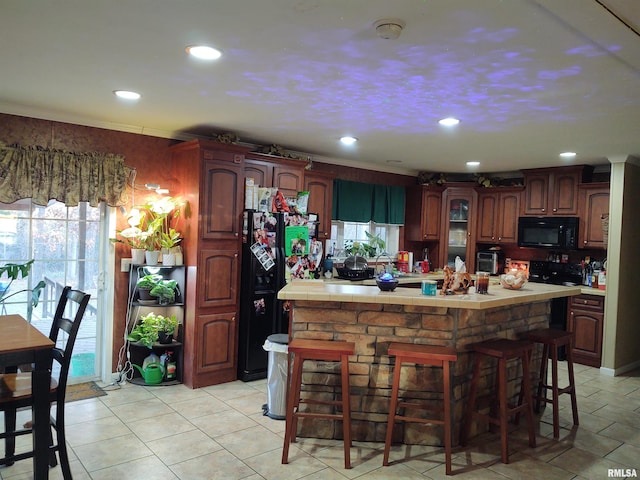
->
[{"left": 121, "top": 258, "right": 132, "bottom": 272}]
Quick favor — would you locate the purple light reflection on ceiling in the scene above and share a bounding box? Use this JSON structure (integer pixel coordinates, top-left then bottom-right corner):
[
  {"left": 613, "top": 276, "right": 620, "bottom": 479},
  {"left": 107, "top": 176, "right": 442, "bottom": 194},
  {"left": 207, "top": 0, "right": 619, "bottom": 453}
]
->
[{"left": 222, "top": 22, "right": 637, "bottom": 137}]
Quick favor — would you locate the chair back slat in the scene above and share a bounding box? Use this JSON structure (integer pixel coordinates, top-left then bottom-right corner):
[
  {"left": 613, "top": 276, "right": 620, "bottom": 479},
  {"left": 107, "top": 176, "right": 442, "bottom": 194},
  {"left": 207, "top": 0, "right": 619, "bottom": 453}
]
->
[{"left": 48, "top": 287, "right": 91, "bottom": 398}]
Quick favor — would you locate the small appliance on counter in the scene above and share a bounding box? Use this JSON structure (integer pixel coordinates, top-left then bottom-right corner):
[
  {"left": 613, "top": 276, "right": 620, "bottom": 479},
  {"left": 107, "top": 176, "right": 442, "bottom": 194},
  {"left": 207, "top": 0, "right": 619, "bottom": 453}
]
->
[
  {"left": 476, "top": 249, "right": 505, "bottom": 275},
  {"left": 335, "top": 255, "right": 375, "bottom": 280}
]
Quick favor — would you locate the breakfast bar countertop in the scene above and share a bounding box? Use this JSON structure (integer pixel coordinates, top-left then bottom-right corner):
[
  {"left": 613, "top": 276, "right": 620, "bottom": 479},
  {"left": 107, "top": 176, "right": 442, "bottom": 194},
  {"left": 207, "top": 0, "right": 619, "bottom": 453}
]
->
[{"left": 278, "top": 279, "right": 582, "bottom": 309}]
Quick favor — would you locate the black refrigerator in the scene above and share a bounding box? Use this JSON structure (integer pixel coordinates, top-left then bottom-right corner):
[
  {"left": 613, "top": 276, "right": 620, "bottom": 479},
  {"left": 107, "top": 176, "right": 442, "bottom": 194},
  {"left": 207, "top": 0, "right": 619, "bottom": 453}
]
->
[{"left": 238, "top": 210, "right": 319, "bottom": 381}]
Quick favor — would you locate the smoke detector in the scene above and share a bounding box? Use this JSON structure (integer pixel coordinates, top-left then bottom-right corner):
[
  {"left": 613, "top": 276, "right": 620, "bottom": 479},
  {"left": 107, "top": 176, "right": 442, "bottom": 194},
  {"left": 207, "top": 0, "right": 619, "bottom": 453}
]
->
[{"left": 373, "top": 18, "right": 405, "bottom": 40}]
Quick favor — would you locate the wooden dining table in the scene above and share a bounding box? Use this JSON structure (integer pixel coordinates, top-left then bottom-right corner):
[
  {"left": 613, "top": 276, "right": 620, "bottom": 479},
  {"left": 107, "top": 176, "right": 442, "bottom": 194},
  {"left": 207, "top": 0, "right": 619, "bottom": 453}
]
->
[{"left": 0, "top": 314, "right": 55, "bottom": 479}]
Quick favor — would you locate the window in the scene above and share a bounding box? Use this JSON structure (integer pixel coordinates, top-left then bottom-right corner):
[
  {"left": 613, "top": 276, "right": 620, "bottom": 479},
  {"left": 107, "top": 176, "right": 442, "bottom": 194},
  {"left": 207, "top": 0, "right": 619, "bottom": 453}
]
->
[
  {"left": 327, "top": 221, "right": 399, "bottom": 260},
  {"left": 0, "top": 199, "right": 105, "bottom": 381}
]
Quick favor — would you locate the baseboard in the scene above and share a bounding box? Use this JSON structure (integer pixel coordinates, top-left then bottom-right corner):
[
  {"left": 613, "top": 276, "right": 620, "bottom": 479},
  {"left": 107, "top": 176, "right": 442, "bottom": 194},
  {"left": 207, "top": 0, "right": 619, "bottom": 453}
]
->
[{"left": 600, "top": 358, "right": 640, "bottom": 376}]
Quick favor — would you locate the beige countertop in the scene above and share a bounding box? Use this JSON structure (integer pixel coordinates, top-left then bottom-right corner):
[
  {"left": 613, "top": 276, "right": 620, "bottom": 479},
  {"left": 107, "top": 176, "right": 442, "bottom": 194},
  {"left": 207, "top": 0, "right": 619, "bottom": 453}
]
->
[{"left": 279, "top": 279, "right": 582, "bottom": 309}]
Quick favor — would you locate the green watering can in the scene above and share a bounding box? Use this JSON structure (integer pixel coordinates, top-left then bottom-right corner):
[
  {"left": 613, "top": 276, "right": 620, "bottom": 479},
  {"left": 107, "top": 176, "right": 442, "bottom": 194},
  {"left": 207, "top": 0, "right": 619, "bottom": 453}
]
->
[{"left": 133, "top": 362, "right": 165, "bottom": 385}]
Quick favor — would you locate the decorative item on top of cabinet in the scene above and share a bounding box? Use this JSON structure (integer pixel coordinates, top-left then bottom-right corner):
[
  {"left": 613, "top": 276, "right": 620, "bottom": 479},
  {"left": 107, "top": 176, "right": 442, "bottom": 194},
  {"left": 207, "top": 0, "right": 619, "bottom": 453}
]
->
[
  {"left": 440, "top": 187, "right": 477, "bottom": 272},
  {"left": 578, "top": 183, "right": 609, "bottom": 249},
  {"left": 476, "top": 187, "right": 522, "bottom": 244},
  {"left": 405, "top": 185, "right": 443, "bottom": 242},
  {"left": 521, "top": 166, "right": 593, "bottom": 216},
  {"left": 568, "top": 294, "right": 604, "bottom": 367},
  {"left": 303, "top": 171, "right": 334, "bottom": 240}
]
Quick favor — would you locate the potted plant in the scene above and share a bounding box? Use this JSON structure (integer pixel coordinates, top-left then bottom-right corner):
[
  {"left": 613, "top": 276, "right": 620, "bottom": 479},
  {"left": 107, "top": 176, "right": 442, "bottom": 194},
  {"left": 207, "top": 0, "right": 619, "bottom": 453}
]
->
[
  {"left": 0, "top": 260, "right": 46, "bottom": 322},
  {"left": 136, "top": 274, "right": 162, "bottom": 301},
  {"left": 109, "top": 208, "right": 154, "bottom": 264},
  {"left": 140, "top": 196, "right": 188, "bottom": 265},
  {"left": 127, "top": 312, "right": 178, "bottom": 347},
  {"left": 150, "top": 278, "right": 178, "bottom": 305}
]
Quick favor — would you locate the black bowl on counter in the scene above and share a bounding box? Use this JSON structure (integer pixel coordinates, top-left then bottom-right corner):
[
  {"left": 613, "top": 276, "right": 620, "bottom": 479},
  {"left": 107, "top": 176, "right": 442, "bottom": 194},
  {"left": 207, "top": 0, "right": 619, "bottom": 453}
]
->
[{"left": 376, "top": 274, "right": 399, "bottom": 292}]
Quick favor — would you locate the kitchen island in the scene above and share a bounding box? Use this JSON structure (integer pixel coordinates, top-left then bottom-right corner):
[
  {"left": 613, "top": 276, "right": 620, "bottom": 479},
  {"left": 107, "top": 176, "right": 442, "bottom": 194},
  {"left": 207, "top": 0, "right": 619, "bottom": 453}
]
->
[{"left": 278, "top": 280, "right": 582, "bottom": 446}]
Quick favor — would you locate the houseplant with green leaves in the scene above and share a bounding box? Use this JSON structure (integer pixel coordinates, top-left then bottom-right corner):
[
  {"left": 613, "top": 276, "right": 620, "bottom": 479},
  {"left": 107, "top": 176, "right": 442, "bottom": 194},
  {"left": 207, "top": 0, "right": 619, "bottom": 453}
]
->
[
  {"left": 127, "top": 312, "right": 179, "bottom": 348},
  {"left": 149, "top": 278, "right": 178, "bottom": 305}
]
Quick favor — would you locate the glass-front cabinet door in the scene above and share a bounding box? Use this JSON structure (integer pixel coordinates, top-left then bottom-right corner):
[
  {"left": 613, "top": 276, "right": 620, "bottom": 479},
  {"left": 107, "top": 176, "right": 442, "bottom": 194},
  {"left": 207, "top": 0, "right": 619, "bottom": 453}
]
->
[{"left": 441, "top": 188, "right": 476, "bottom": 272}]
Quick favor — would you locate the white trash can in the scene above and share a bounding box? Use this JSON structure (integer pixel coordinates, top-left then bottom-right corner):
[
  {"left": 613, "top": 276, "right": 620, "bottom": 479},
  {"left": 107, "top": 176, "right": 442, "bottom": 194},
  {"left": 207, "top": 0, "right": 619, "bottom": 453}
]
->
[{"left": 262, "top": 333, "right": 289, "bottom": 420}]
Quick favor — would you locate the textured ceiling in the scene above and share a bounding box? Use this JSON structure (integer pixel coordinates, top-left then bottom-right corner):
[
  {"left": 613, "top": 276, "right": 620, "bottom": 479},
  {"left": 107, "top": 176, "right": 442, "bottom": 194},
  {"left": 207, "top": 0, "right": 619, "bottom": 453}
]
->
[{"left": 1, "top": 0, "right": 639, "bottom": 175}]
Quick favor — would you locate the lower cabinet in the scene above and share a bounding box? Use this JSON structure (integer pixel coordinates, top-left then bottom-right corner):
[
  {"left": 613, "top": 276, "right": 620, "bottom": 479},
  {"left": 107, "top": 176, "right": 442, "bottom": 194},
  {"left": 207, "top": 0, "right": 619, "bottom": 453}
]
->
[
  {"left": 567, "top": 294, "right": 605, "bottom": 367},
  {"left": 193, "top": 311, "right": 238, "bottom": 386}
]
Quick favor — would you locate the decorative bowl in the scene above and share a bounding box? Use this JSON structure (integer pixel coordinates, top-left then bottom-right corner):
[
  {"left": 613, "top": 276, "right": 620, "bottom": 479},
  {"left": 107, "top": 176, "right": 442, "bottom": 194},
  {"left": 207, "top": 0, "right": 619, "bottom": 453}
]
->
[
  {"left": 376, "top": 273, "right": 399, "bottom": 292},
  {"left": 500, "top": 271, "right": 528, "bottom": 290}
]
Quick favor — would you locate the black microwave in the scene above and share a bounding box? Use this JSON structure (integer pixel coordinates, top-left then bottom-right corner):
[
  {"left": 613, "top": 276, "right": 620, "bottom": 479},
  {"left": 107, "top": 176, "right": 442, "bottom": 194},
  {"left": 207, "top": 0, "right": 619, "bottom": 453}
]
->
[{"left": 517, "top": 217, "right": 579, "bottom": 249}]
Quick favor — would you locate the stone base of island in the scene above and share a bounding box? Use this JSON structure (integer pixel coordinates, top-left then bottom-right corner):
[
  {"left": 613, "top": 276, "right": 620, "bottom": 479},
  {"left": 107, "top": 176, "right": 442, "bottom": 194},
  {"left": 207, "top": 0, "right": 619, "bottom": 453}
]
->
[{"left": 278, "top": 280, "right": 581, "bottom": 446}]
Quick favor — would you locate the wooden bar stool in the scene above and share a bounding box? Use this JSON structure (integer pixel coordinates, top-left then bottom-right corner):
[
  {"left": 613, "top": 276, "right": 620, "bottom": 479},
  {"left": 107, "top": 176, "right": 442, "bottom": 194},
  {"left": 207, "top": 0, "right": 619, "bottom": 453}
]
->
[
  {"left": 460, "top": 338, "right": 536, "bottom": 464},
  {"left": 281, "top": 338, "right": 355, "bottom": 469},
  {"left": 383, "top": 343, "right": 458, "bottom": 475},
  {"left": 524, "top": 328, "right": 579, "bottom": 438}
]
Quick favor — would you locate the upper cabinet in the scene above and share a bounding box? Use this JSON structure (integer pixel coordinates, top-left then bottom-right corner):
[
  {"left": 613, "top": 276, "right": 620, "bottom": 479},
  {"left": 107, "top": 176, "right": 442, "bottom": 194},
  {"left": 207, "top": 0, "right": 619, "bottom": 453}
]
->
[
  {"left": 202, "top": 159, "right": 244, "bottom": 241},
  {"left": 578, "top": 183, "right": 610, "bottom": 249},
  {"left": 476, "top": 188, "right": 522, "bottom": 244},
  {"left": 244, "top": 155, "right": 305, "bottom": 197},
  {"left": 405, "top": 186, "right": 443, "bottom": 242},
  {"left": 303, "top": 171, "right": 334, "bottom": 240},
  {"left": 521, "top": 166, "right": 592, "bottom": 216},
  {"left": 440, "top": 187, "right": 477, "bottom": 272}
]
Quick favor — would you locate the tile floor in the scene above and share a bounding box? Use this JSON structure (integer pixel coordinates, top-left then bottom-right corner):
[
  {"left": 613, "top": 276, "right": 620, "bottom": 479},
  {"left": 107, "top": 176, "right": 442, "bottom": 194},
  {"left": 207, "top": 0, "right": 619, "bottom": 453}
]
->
[{"left": 1, "top": 362, "right": 640, "bottom": 479}]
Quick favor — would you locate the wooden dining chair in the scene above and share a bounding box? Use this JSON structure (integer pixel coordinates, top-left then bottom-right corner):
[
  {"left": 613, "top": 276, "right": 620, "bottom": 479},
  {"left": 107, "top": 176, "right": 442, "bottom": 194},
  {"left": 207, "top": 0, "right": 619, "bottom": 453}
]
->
[{"left": 0, "top": 286, "right": 91, "bottom": 479}]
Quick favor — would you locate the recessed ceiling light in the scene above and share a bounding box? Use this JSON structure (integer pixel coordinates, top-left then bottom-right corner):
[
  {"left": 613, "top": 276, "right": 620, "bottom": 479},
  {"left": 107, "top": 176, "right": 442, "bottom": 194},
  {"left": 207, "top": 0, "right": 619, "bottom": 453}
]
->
[
  {"left": 466, "top": 161, "right": 480, "bottom": 167},
  {"left": 340, "top": 136, "right": 358, "bottom": 145},
  {"left": 113, "top": 90, "right": 141, "bottom": 100},
  {"left": 438, "top": 117, "right": 460, "bottom": 126},
  {"left": 186, "top": 45, "right": 222, "bottom": 60},
  {"left": 559, "top": 152, "right": 576, "bottom": 158}
]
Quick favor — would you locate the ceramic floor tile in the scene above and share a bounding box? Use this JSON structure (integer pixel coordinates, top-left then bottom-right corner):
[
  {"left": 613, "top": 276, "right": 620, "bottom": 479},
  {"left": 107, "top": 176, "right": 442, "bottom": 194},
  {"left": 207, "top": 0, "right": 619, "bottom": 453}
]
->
[
  {"left": 201, "top": 380, "right": 261, "bottom": 401},
  {"left": 487, "top": 451, "right": 575, "bottom": 480},
  {"left": 168, "top": 394, "right": 231, "bottom": 419},
  {"left": 87, "top": 455, "right": 178, "bottom": 480},
  {"left": 145, "top": 429, "right": 222, "bottom": 465},
  {"left": 244, "top": 446, "right": 329, "bottom": 480},
  {"left": 148, "top": 383, "right": 211, "bottom": 403},
  {"left": 168, "top": 449, "right": 256, "bottom": 480},
  {"left": 549, "top": 446, "right": 630, "bottom": 480},
  {"left": 290, "top": 467, "right": 351, "bottom": 480},
  {"left": 189, "top": 408, "right": 259, "bottom": 438},
  {"left": 604, "top": 443, "right": 640, "bottom": 467},
  {"left": 98, "top": 383, "right": 156, "bottom": 407},
  {"left": 109, "top": 397, "right": 174, "bottom": 423},
  {"left": 223, "top": 390, "right": 268, "bottom": 416},
  {"left": 66, "top": 415, "right": 132, "bottom": 447},
  {"left": 126, "top": 411, "right": 197, "bottom": 442},
  {"left": 72, "top": 433, "right": 153, "bottom": 472},
  {"left": 214, "top": 424, "right": 283, "bottom": 459},
  {"left": 599, "top": 422, "right": 640, "bottom": 447}
]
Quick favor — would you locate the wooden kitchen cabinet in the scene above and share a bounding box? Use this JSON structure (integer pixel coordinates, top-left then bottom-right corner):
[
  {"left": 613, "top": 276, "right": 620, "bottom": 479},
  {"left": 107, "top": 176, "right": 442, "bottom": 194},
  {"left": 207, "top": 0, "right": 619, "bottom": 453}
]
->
[
  {"left": 521, "top": 166, "right": 592, "bottom": 216},
  {"left": 440, "top": 187, "right": 477, "bottom": 272},
  {"left": 171, "top": 139, "right": 246, "bottom": 388},
  {"left": 568, "top": 294, "right": 605, "bottom": 367},
  {"left": 578, "top": 183, "right": 609, "bottom": 249},
  {"left": 405, "top": 186, "right": 444, "bottom": 242},
  {"left": 476, "top": 188, "right": 522, "bottom": 244},
  {"left": 202, "top": 159, "right": 244, "bottom": 241},
  {"left": 244, "top": 155, "right": 305, "bottom": 197},
  {"left": 303, "top": 170, "right": 334, "bottom": 240}
]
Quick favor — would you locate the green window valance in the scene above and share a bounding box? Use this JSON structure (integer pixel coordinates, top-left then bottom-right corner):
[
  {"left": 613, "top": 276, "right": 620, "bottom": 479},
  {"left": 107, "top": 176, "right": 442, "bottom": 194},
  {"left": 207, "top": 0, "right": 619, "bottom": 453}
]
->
[
  {"left": 0, "top": 142, "right": 134, "bottom": 207},
  {"left": 332, "top": 179, "right": 405, "bottom": 225}
]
